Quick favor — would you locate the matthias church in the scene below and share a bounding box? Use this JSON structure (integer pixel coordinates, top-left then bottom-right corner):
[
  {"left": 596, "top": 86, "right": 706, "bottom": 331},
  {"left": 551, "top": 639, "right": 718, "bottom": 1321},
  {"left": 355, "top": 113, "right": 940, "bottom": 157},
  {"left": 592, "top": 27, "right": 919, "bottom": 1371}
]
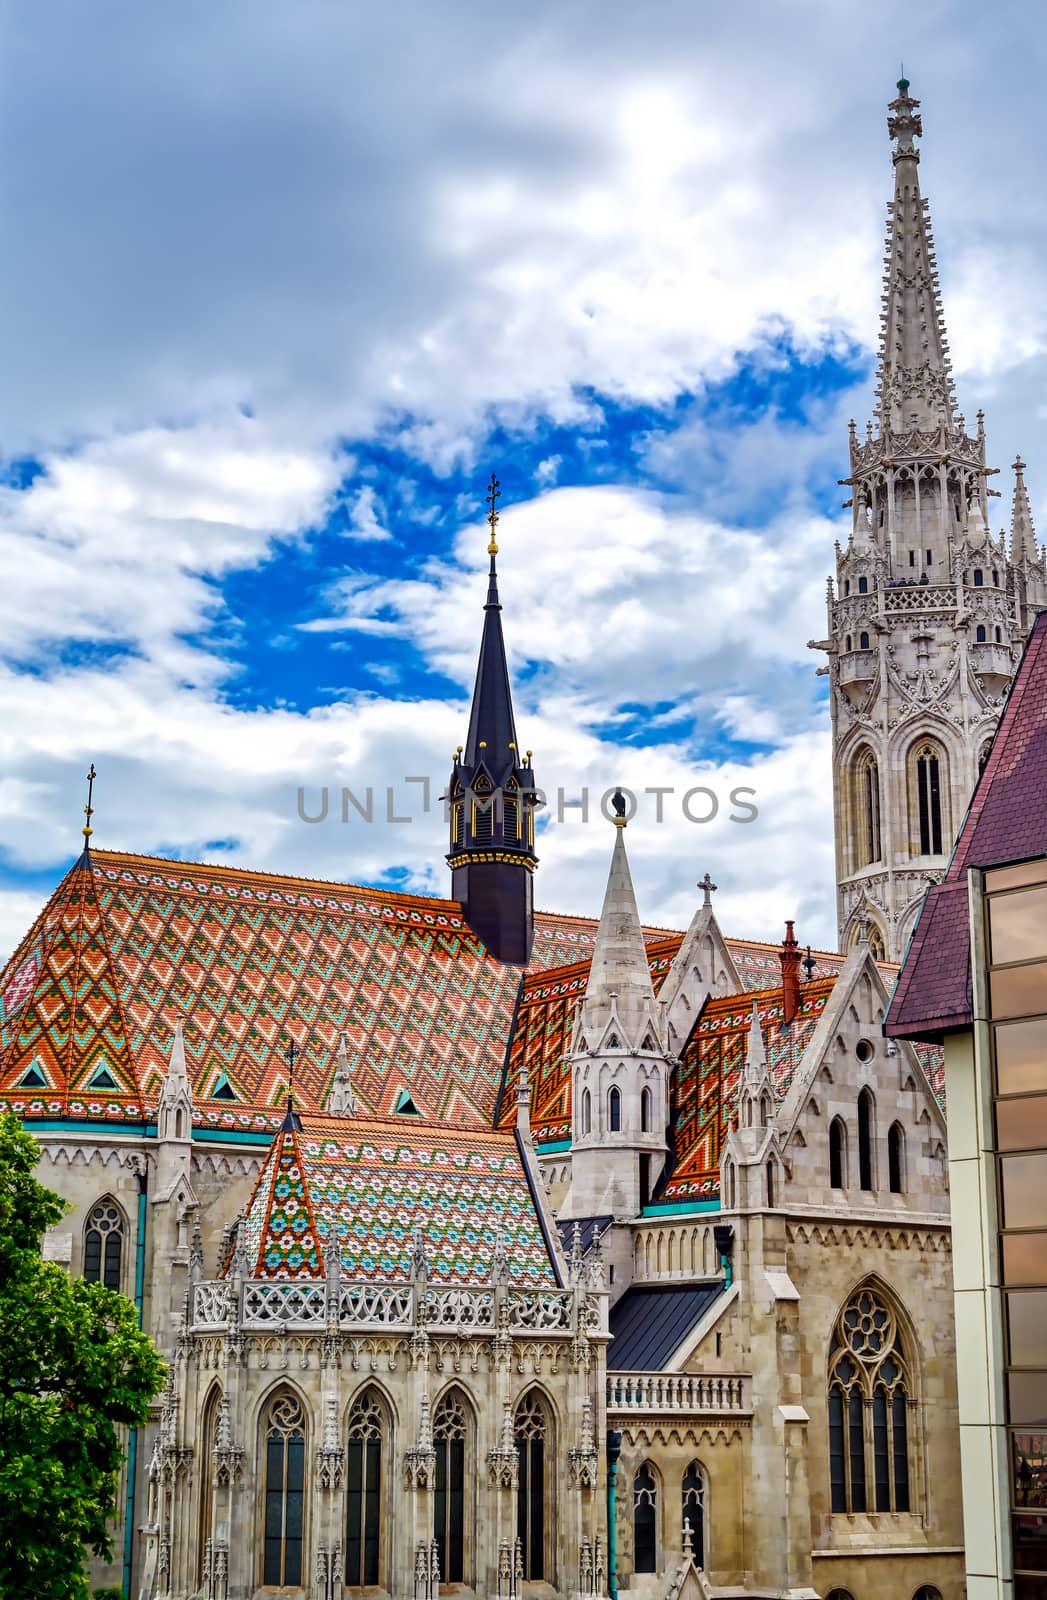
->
[{"left": 1, "top": 81, "right": 1042, "bottom": 1600}]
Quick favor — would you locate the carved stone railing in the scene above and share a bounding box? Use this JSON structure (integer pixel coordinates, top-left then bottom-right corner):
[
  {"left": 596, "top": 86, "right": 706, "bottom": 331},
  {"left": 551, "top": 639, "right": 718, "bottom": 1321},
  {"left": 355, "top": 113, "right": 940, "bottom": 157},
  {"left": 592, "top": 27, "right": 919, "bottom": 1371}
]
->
[
  {"left": 605, "top": 1372, "right": 750, "bottom": 1415},
  {"left": 192, "top": 1279, "right": 580, "bottom": 1336},
  {"left": 882, "top": 583, "right": 957, "bottom": 614}
]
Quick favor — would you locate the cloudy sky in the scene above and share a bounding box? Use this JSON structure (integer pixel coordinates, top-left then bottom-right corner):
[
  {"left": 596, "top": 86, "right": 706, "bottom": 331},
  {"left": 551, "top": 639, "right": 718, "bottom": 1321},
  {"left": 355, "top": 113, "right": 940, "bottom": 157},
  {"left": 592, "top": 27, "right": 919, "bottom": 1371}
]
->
[{"left": 1, "top": 0, "right": 1045, "bottom": 960}]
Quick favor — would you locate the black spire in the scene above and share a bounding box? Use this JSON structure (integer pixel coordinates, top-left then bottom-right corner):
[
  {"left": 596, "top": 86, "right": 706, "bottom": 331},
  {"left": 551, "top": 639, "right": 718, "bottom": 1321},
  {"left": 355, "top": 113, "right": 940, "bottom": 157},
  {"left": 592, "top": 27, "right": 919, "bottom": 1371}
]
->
[{"left": 447, "top": 474, "right": 541, "bottom": 965}]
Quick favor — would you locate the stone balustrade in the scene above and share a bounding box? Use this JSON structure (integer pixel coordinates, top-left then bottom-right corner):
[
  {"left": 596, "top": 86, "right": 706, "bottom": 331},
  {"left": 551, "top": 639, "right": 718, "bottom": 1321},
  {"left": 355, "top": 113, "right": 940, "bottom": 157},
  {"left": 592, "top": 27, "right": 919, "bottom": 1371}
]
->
[
  {"left": 605, "top": 1371, "right": 750, "bottom": 1415},
  {"left": 191, "top": 1278, "right": 590, "bottom": 1336}
]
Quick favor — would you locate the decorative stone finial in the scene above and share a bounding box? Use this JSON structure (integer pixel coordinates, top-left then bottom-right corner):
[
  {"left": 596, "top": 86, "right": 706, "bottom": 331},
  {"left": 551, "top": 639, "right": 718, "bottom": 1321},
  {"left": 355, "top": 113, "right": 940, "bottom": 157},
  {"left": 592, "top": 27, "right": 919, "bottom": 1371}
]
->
[
  {"left": 82, "top": 762, "right": 97, "bottom": 844},
  {"left": 486, "top": 472, "right": 501, "bottom": 557}
]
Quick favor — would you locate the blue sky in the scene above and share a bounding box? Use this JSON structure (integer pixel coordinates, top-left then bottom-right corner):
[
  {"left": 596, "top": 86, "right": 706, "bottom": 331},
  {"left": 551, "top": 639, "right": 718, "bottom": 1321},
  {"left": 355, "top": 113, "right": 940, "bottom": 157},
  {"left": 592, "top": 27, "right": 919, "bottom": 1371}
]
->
[{"left": 1, "top": 0, "right": 1046, "bottom": 958}]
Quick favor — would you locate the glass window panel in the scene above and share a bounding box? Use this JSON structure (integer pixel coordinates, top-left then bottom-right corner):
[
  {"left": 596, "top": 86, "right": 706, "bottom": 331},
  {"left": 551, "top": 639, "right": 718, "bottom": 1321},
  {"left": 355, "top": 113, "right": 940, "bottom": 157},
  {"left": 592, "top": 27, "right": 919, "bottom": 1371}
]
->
[
  {"left": 828, "top": 1387, "right": 846, "bottom": 1512},
  {"left": 103, "top": 1230, "right": 121, "bottom": 1289},
  {"left": 997, "top": 1019, "right": 1047, "bottom": 1097},
  {"left": 872, "top": 1390, "right": 889, "bottom": 1510},
  {"left": 1003, "top": 1156, "right": 1047, "bottom": 1230},
  {"left": 1014, "top": 1575, "right": 1047, "bottom": 1599},
  {"left": 988, "top": 860, "right": 1047, "bottom": 893},
  {"left": 1005, "top": 1234, "right": 1047, "bottom": 1288},
  {"left": 991, "top": 886, "right": 1047, "bottom": 966},
  {"left": 1013, "top": 1432, "right": 1047, "bottom": 1511},
  {"left": 1010, "top": 1372, "right": 1047, "bottom": 1429},
  {"left": 1009, "top": 1293, "right": 1047, "bottom": 1367},
  {"left": 892, "top": 1392, "right": 910, "bottom": 1512},
  {"left": 1013, "top": 1511, "right": 1047, "bottom": 1574},
  {"left": 84, "top": 1230, "right": 101, "bottom": 1284},
  {"left": 848, "top": 1392, "right": 866, "bottom": 1512},
  {"left": 998, "top": 1096, "right": 1047, "bottom": 1152},
  {"left": 991, "top": 962, "right": 1047, "bottom": 1021}
]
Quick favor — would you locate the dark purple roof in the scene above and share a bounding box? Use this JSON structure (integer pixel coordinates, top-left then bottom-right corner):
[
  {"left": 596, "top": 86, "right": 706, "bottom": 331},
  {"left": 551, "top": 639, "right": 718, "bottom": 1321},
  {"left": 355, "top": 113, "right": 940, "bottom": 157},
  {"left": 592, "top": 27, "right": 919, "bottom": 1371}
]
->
[{"left": 887, "top": 610, "right": 1047, "bottom": 1040}]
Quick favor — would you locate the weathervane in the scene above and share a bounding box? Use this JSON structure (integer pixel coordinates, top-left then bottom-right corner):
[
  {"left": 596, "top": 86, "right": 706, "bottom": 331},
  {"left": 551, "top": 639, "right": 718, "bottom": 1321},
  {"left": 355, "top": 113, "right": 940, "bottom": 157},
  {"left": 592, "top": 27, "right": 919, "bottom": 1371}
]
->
[
  {"left": 486, "top": 472, "right": 501, "bottom": 557},
  {"left": 802, "top": 945, "right": 817, "bottom": 981},
  {"left": 82, "top": 763, "right": 97, "bottom": 844}
]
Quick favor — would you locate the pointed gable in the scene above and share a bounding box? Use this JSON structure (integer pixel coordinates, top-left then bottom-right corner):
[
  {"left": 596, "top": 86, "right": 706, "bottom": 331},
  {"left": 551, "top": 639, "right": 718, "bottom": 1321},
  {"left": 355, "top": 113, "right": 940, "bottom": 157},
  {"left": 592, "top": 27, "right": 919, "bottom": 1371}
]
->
[{"left": 661, "top": 977, "right": 836, "bottom": 1203}]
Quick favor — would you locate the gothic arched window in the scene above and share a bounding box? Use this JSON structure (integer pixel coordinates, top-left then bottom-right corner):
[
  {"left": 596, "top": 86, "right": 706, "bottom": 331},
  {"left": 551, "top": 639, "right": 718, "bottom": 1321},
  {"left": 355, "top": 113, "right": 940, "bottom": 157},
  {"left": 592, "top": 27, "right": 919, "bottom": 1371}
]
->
[
  {"left": 84, "top": 1199, "right": 124, "bottom": 1289},
  {"left": 858, "top": 1088, "right": 875, "bottom": 1191},
  {"left": 995, "top": 625, "right": 1002, "bottom": 644},
  {"left": 829, "top": 1117, "right": 847, "bottom": 1189},
  {"left": 633, "top": 1462, "right": 658, "bottom": 1574},
  {"left": 681, "top": 1461, "right": 706, "bottom": 1568},
  {"left": 262, "top": 1393, "right": 306, "bottom": 1587},
  {"left": 346, "top": 1387, "right": 384, "bottom": 1587},
  {"left": 581, "top": 1089, "right": 591, "bottom": 1137},
  {"left": 198, "top": 1387, "right": 222, "bottom": 1584},
  {"left": 608, "top": 1086, "right": 622, "bottom": 1133},
  {"left": 858, "top": 575, "right": 868, "bottom": 594},
  {"left": 515, "top": 1391, "right": 550, "bottom": 1580},
  {"left": 641, "top": 1086, "right": 652, "bottom": 1133},
  {"left": 974, "top": 568, "right": 984, "bottom": 586},
  {"left": 766, "top": 1160, "right": 776, "bottom": 1208},
  {"left": 859, "top": 630, "right": 870, "bottom": 650},
  {"left": 828, "top": 1287, "right": 912, "bottom": 1514},
  {"left": 867, "top": 922, "right": 886, "bottom": 961},
  {"left": 854, "top": 750, "right": 882, "bottom": 868},
  {"left": 434, "top": 1389, "right": 469, "bottom": 1584},
  {"left": 888, "top": 1122, "right": 905, "bottom": 1194},
  {"left": 912, "top": 742, "right": 944, "bottom": 856},
  {"left": 976, "top": 624, "right": 987, "bottom": 643},
  {"left": 846, "top": 633, "right": 853, "bottom": 652}
]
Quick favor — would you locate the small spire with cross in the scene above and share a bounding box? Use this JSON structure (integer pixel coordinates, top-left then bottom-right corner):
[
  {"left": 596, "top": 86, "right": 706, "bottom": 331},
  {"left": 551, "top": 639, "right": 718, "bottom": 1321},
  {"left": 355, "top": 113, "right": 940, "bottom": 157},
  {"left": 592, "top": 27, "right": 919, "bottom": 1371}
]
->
[
  {"left": 486, "top": 472, "right": 501, "bottom": 557},
  {"left": 82, "top": 762, "right": 97, "bottom": 846},
  {"left": 698, "top": 871, "right": 717, "bottom": 908},
  {"left": 282, "top": 1038, "right": 303, "bottom": 1130}
]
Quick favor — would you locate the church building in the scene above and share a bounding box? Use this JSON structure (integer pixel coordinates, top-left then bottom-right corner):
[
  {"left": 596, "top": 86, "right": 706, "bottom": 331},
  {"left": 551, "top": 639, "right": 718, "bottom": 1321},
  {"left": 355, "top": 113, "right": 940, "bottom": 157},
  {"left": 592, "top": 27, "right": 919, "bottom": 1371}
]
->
[{"left": 0, "top": 81, "right": 1040, "bottom": 1600}]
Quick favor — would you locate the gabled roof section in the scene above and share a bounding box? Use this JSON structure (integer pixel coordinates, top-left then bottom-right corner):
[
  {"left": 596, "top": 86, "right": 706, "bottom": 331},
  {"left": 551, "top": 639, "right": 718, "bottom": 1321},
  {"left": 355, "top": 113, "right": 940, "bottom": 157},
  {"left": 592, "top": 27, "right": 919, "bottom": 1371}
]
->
[
  {"left": 0, "top": 853, "right": 142, "bottom": 1117},
  {"left": 888, "top": 610, "right": 1047, "bottom": 1039},
  {"left": 662, "top": 978, "right": 835, "bottom": 1203},
  {"left": 232, "top": 1113, "right": 557, "bottom": 1286}
]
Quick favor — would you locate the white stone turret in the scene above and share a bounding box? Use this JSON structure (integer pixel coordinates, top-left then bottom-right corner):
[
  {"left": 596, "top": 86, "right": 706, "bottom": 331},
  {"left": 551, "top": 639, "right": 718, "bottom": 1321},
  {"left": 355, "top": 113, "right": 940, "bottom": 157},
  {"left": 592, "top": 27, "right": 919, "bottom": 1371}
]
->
[
  {"left": 562, "top": 797, "right": 673, "bottom": 1220},
  {"left": 157, "top": 1018, "right": 193, "bottom": 1146},
  {"left": 720, "top": 1002, "right": 783, "bottom": 1212}
]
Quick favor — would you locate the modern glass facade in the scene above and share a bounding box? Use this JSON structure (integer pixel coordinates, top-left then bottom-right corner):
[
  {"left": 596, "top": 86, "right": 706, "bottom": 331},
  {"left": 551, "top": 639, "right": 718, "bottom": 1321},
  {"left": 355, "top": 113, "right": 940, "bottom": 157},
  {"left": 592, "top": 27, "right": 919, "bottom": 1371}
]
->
[{"left": 985, "top": 859, "right": 1047, "bottom": 1594}]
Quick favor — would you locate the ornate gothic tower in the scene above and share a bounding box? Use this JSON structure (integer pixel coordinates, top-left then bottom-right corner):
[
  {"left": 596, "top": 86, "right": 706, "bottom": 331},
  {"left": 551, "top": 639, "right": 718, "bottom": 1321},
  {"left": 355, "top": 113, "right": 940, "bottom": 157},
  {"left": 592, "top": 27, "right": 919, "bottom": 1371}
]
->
[
  {"left": 814, "top": 79, "right": 1047, "bottom": 961},
  {"left": 447, "top": 475, "right": 540, "bottom": 964}
]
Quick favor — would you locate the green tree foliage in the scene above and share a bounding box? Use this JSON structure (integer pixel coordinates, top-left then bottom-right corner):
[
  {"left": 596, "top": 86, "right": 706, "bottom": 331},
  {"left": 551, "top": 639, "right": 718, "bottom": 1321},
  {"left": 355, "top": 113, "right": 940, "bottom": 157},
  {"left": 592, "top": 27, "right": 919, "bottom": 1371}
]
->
[{"left": 0, "top": 1114, "right": 165, "bottom": 1599}]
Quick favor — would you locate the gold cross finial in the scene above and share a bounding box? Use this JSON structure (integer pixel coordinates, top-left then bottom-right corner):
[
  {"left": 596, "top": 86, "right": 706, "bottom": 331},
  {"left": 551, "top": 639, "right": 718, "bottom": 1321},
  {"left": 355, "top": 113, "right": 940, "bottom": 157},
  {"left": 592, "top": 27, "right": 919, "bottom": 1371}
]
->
[
  {"left": 82, "top": 762, "right": 97, "bottom": 843},
  {"left": 486, "top": 472, "right": 501, "bottom": 556}
]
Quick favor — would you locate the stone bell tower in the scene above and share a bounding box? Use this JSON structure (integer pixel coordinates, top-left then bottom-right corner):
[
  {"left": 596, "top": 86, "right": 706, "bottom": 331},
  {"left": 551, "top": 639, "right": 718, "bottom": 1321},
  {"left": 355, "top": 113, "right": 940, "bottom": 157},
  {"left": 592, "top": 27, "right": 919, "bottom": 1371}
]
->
[{"left": 812, "top": 79, "right": 1047, "bottom": 960}]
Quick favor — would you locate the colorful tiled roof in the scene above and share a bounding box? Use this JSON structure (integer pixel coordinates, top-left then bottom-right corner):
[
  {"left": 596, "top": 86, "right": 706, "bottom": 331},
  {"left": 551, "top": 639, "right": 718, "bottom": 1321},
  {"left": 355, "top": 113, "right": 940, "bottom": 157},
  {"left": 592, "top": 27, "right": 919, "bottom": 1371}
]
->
[
  {"left": 0, "top": 847, "right": 851, "bottom": 1135},
  {"left": 661, "top": 979, "right": 835, "bottom": 1202},
  {"left": 233, "top": 1113, "right": 557, "bottom": 1286},
  {"left": 888, "top": 610, "right": 1047, "bottom": 1039}
]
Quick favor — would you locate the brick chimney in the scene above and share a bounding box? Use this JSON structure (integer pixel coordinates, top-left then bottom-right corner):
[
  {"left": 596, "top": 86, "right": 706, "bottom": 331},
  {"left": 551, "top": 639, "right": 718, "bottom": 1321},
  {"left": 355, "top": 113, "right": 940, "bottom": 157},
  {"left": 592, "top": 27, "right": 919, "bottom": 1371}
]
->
[{"left": 779, "top": 920, "right": 801, "bottom": 1027}]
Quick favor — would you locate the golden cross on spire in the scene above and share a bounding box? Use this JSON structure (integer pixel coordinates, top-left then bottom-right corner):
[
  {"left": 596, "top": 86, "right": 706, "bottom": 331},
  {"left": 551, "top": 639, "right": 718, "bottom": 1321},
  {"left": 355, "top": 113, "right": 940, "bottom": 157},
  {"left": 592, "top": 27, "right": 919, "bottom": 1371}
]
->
[
  {"left": 486, "top": 472, "right": 501, "bottom": 556},
  {"left": 82, "top": 762, "right": 97, "bottom": 844}
]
